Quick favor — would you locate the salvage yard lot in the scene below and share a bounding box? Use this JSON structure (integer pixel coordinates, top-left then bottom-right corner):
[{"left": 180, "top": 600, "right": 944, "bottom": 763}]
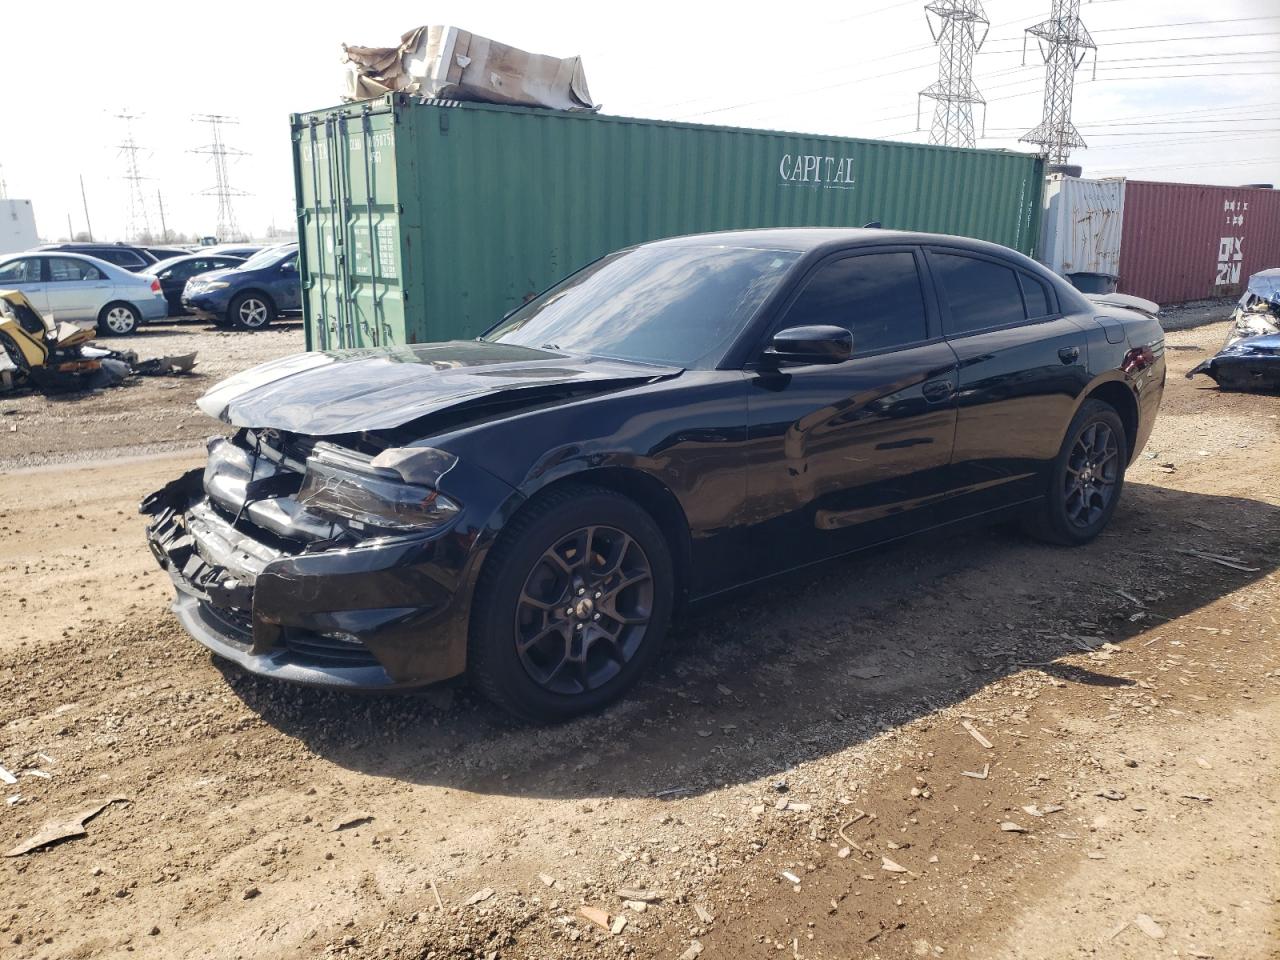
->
[{"left": 1, "top": 315, "right": 1277, "bottom": 959}]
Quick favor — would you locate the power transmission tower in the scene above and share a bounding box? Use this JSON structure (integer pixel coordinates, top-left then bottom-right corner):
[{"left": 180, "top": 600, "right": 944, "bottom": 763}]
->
[
  {"left": 0, "top": 164, "right": 7, "bottom": 199},
  {"left": 116, "top": 113, "right": 152, "bottom": 239},
  {"left": 1020, "top": 0, "right": 1096, "bottom": 165},
  {"left": 191, "top": 114, "right": 250, "bottom": 240},
  {"left": 918, "top": 0, "right": 989, "bottom": 149}
]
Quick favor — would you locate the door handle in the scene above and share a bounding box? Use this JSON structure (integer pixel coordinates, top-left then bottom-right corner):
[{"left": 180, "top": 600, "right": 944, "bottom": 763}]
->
[
  {"left": 922, "top": 379, "right": 954, "bottom": 402},
  {"left": 1058, "top": 346, "right": 1081, "bottom": 365}
]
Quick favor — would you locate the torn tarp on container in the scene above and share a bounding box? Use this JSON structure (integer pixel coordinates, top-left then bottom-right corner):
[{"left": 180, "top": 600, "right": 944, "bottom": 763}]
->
[
  {"left": 1186, "top": 268, "right": 1280, "bottom": 392},
  {"left": 341, "top": 26, "right": 596, "bottom": 111}
]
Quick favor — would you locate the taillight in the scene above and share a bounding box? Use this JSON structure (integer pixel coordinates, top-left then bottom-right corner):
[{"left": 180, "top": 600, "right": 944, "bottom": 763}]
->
[
  {"left": 1122, "top": 346, "right": 1155, "bottom": 374},
  {"left": 150, "top": 279, "right": 162, "bottom": 293}
]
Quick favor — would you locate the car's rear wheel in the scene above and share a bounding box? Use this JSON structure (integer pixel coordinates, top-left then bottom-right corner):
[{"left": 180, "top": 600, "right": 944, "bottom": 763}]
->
[
  {"left": 97, "top": 302, "right": 140, "bottom": 336},
  {"left": 229, "top": 293, "right": 274, "bottom": 331},
  {"left": 1024, "top": 399, "right": 1128, "bottom": 545},
  {"left": 468, "top": 484, "right": 674, "bottom": 722}
]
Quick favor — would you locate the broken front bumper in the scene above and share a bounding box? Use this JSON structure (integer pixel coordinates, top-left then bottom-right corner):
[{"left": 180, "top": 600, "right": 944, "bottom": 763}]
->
[{"left": 142, "top": 469, "right": 478, "bottom": 690}]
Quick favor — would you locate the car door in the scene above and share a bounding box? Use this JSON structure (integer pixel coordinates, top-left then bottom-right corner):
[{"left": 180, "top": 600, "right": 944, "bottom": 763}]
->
[
  {"left": 926, "top": 247, "right": 1091, "bottom": 513},
  {"left": 273, "top": 252, "right": 301, "bottom": 311},
  {"left": 743, "top": 247, "right": 959, "bottom": 574},
  {"left": 0, "top": 256, "right": 50, "bottom": 313},
  {"left": 44, "top": 256, "right": 110, "bottom": 323}
]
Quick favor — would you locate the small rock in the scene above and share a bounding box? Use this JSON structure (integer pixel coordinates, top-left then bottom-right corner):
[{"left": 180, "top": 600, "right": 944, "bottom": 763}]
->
[
  {"left": 579, "top": 905, "right": 611, "bottom": 931},
  {"left": 1133, "top": 914, "right": 1165, "bottom": 940},
  {"left": 538, "top": 873, "right": 555, "bottom": 888},
  {"left": 1097, "top": 790, "right": 1126, "bottom": 801},
  {"left": 611, "top": 915, "right": 628, "bottom": 935},
  {"left": 678, "top": 941, "right": 704, "bottom": 960},
  {"left": 694, "top": 903, "right": 714, "bottom": 923},
  {"left": 465, "top": 887, "right": 495, "bottom": 906},
  {"left": 242, "top": 886, "right": 260, "bottom": 900},
  {"left": 1000, "top": 822, "right": 1027, "bottom": 833}
]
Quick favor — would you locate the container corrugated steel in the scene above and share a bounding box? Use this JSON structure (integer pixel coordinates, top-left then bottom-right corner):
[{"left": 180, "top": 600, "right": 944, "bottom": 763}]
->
[
  {"left": 1117, "top": 180, "right": 1280, "bottom": 305},
  {"left": 1039, "top": 175, "right": 1125, "bottom": 278},
  {"left": 291, "top": 94, "right": 1046, "bottom": 350}
]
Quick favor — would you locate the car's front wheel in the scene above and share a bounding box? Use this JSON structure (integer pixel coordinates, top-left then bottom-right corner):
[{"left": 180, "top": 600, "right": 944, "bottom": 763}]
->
[
  {"left": 97, "top": 302, "right": 141, "bottom": 336},
  {"left": 468, "top": 484, "right": 674, "bottom": 722},
  {"left": 1025, "top": 398, "right": 1128, "bottom": 545},
  {"left": 229, "top": 293, "right": 275, "bottom": 331}
]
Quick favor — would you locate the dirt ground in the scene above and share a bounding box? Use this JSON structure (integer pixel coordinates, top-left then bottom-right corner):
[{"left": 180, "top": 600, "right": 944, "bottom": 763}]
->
[{"left": 1, "top": 309, "right": 1277, "bottom": 960}]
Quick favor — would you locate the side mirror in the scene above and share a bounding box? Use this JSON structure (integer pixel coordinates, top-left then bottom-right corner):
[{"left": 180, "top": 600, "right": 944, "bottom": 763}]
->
[
  {"left": 763, "top": 325, "right": 853, "bottom": 365},
  {"left": 280, "top": 261, "right": 298, "bottom": 274}
]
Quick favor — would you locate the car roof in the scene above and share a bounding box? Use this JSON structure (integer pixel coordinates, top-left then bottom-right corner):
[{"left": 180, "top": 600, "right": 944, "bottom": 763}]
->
[
  {"left": 4, "top": 249, "right": 129, "bottom": 274},
  {"left": 646, "top": 227, "right": 1031, "bottom": 261},
  {"left": 142, "top": 252, "right": 245, "bottom": 271}
]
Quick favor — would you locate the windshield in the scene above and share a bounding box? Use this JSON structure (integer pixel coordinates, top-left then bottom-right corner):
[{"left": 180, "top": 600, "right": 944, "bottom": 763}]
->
[
  {"left": 482, "top": 244, "right": 800, "bottom": 368},
  {"left": 239, "top": 246, "right": 292, "bottom": 271}
]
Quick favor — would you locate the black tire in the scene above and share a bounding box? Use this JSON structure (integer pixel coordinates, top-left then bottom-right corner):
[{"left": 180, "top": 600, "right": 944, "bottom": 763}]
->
[
  {"left": 468, "top": 483, "right": 674, "bottom": 722},
  {"left": 97, "top": 302, "right": 141, "bottom": 336},
  {"left": 1024, "top": 399, "right": 1128, "bottom": 546},
  {"left": 228, "top": 292, "right": 275, "bottom": 331}
]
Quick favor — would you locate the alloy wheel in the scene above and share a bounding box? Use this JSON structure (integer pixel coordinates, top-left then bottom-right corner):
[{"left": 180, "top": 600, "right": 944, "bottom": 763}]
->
[
  {"left": 1063, "top": 420, "right": 1119, "bottom": 528},
  {"left": 105, "top": 306, "right": 136, "bottom": 334},
  {"left": 514, "top": 525, "right": 654, "bottom": 695},
  {"left": 238, "top": 298, "right": 269, "bottom": 328}
]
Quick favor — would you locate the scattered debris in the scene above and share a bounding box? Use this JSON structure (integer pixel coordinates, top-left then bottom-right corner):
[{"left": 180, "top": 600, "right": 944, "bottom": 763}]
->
[
  {"left": 578, "top": 905, "right": 611, "bottom": 931},
  {"left": 242, "top": 886, "right": 261, "bottom": 900},
  {"left": 1097, "top": 789, "right": 1127, "bottom": 801},
  {"left": 465, "top": 887, "right": 495, "bottom": 906},
  {"left": 881, "top": 856, "right": 909, "bottom": 874},
  {"left": 961, "top": 764, "right": 990, "bottom": 780},
  {"left": 677, "top": 941, "right": 704, "bottom": 960},
  {"left": 538, "top": 873, "right": 556, "bottom": 888},
  {"left": 4, "top": 798, "right": 128, "bottom": 857},
  {"left": 617, "top": 887, "right": 664, "bottom": 903},
  {"left": 1000, "top": 822, "right": 1028, "bottom": 833},
  {"left": 0, "top": 765, "right": 15, "bottom": 786},
  {"left": 623, "top": 900, "right": 648, "bottom": 913},
  {"left": 693, "top": 903, "right": 714, "bottom": 923},
  {"left": 429, "top": 878, "right": 445, "bottom": 911},
  {"left": 780, "top": 870, "right": 803, "bottom": 884},
  {"left": 611, "top": 915, "right": 628, "bottom": 935},
  {"left": 849, "top": 666, "right": 886, "bottom": 679},
  {"left": 1181, "top": 793, "right": 1213, "bottom": 803},
  {"left": 1178, "top": 549, "right": 1261, "bottom": 573},
  {"left": 1195, "top": 757, "right": 1213, "bottom": 770},
  {"left": 656, "top": 787, "right": 694, "bottom": 800},
  {"left": 962, "top": 720, "right": 993, "bottom": 749},
  {"left": 330, "top": 813, "right": 374, "bottom": 832},
  {"left": 1133, "top": 913, "right": 1166, "bottom": 940}
]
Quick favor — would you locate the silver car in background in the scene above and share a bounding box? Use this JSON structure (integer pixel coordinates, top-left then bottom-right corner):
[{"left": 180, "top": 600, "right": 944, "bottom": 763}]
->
[{"left": 0, "top": 251, "right": 169, "bottom": 335}]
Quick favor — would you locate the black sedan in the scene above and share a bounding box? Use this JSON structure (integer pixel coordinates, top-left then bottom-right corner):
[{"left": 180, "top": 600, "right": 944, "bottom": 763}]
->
[
  {"left": 142, "top": 229, "right": 1166, "bottom": 720},
  {"left": 143, "top": 253, "right": 246, "bottom": 316}
]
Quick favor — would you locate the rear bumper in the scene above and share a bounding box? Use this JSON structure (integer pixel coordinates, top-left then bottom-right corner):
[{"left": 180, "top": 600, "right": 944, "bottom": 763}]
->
[
  {"left": 142, "top": 468, "right": 486, "bottom": 691},
  {"left": 137, "top": 297, "right": 169, "bottom": 322}
]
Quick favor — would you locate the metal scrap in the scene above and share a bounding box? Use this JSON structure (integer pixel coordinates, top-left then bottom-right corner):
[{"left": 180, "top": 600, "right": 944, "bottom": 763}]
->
[{"left": 4, "top": 798, "right": 128, "bottom": 856}]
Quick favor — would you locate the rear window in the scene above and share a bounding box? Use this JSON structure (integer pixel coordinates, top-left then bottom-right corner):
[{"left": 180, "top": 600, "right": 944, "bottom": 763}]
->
[
  {"left": 931, "top": 252, "right": 1025, "bottom": 335},
  {"left": 1020, "top": 273, "right": 1053, "bottom": 319}
]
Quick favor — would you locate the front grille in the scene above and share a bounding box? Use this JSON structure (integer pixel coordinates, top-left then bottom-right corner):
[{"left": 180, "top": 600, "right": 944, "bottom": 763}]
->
[
  {"left": 194, "top": 599, "right": 253, "bottom": 646},
  {"left": 281, "top": 629, "right": 381, "bottom": 667}
]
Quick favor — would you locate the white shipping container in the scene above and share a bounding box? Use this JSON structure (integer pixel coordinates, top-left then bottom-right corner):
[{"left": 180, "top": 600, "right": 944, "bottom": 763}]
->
[
  {"left": 0, "top": 199, "right": 38, "bottom": 254},
  {"left": 1039, "top": 176, "right": 1125, "bottom": 279}
]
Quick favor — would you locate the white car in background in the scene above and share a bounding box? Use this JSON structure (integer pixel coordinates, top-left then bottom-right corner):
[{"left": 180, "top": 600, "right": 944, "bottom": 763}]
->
[{"left": 0, "top": 251, "right": 169, "bottom": 335}]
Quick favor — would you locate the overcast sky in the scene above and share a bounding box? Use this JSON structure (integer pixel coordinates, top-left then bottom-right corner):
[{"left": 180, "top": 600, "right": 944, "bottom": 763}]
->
[{"left": 3, "top": 0, "right": 1277, "bottom": 242}]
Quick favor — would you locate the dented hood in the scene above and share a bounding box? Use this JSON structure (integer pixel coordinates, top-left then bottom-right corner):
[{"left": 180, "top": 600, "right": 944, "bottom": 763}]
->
[{"left": 197, "top": 340, "right": 680, "bottom": 435}]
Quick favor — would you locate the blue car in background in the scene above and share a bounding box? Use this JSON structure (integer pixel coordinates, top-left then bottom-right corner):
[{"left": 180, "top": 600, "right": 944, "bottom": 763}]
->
[{"left": 182, "top": 243, "right": 300, "bottom": 330}]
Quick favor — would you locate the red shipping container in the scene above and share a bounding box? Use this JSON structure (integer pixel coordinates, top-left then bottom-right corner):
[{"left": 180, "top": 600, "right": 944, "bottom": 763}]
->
[{"left": 1116, "top": 180, "right": 1280, "bottom": 306}]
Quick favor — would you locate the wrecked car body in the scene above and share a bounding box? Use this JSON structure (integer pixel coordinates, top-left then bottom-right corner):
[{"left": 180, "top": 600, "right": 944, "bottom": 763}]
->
[
  {"left": 143, "top": 229, "right": 1165, "bottom": 721},
  {"left": 1187, "top": 268, "right": 1280, "bottom": 392},
  {"left": 0, "top": 290, "right": 195, "bottom": 393}
]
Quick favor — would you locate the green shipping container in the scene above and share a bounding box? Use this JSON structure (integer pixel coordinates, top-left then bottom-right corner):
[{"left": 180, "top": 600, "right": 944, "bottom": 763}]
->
[{"left": 291, "top": 94, "right": 1045, "bottom": 350}]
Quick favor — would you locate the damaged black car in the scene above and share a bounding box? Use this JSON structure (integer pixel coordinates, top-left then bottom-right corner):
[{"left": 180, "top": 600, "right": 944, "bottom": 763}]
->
[
  {"left": 143, "top": 229, "right": 1166, "bottom": 720},
  {"left": 1187, "top": 268, "right": 1280, "bottom": 392}
]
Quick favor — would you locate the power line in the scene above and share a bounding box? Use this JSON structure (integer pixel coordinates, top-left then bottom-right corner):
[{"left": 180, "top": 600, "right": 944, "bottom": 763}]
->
[
  {"left": 191, "top": 114, "right": 250, "bottom": 241},
  {"left": 115, "top": 113, "right": 152, "bottom": 240},
  {"left": 919, "top": 0, "right": 991, "bottom": 147}
]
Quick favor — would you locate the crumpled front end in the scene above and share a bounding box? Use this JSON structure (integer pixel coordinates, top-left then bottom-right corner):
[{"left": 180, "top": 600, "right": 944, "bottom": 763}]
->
[
  {"left": 142, "top": 430, "right": 515, "bottom": 689},
  {"left": 1187, "top": 274, "right": 1280, "bottom": 392}
]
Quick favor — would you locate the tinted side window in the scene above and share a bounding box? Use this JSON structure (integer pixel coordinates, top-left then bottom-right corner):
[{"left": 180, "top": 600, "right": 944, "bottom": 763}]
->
[
  {"left": 0, "top": 258, "right": 40, "bottom": 282},
  {"left": 48, "top": 257, "right": 103, "bottom": 281},
  {"left": 932, "top": 253, "right": 1025, "bottom": 335},
  {"left": 781, "top": 252, "right": 927, "bottom": 354},
  {"left": 101, "top": 250, "right": 141, "bottom": 268},
  {"left": 1020, "top": 273, "right": 1052, "bottom": 319}
]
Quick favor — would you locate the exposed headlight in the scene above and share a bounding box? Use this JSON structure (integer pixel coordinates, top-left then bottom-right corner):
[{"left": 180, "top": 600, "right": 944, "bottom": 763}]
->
[
  {"left": 203, "top": 281, "right": 231, "bottom": 291},
  {"left": 297, "top": 443, "right": 460, "bottom": 532}
]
